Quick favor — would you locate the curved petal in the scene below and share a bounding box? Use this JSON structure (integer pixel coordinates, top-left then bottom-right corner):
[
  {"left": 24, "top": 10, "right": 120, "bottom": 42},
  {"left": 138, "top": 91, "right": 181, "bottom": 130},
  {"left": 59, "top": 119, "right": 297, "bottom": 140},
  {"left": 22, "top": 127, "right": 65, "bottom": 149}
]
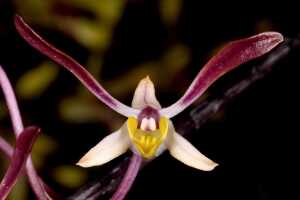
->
[
  {"left": 161, "top": 32, "right": 284, "bottom": 117},
  {"left": 166, "top": 132, "right": 218, "bottom": 171},
  {"left": 131, "top": 76, "right": 161, "bottom": 109},
  {"left": 15, "top": 15, "right": 139, "bottom": 117},
  {"left": 110, "top": 153, "right": 142, "bottom": 200},
  {"left": 0, "top": 65, "right": 49, "bottom": 199},
  {"left": 77, "top": 126, "right": 130, "bottom": 167},
  {"left": 0, "top": 65, "right": 23, "bottom": 135},
  {"left": 0, "top": 137, "right": 57, "bottom": 200},
  {"left": 0, "top": 126, "right": 40, "bottom": 200}
]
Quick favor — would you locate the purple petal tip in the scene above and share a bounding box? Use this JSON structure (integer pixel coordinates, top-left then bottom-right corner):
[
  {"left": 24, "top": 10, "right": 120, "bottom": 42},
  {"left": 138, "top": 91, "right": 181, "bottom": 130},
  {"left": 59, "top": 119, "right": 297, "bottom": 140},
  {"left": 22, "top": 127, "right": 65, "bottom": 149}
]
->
[{"left": 0, "top": 126, "right": 41, "bottom": 199}]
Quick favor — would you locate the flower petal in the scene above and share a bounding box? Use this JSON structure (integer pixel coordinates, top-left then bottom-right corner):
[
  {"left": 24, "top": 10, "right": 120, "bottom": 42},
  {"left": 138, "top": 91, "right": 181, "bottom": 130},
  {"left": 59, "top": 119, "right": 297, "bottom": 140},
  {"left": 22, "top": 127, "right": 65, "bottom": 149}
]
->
[
  {"left": 166, "top": 132, "right": 218, "bottom": 171},
  {"left": 1, "top": 65, "right": 49, "bottom": 199},
  {"left": 131, "top": 76, "right": 161, "bottom": 109},
  {"left": 0, "top": 65, "right": 24, "bottom": 135},
  {"left": 161, "top": 32, "right": 283, "bottom": 117},
  {"left": 110, "top": 153, "right": 142, "bottom": 200},
  {"left": 14, "top": 15, "right": 139, "bottom": 117},
  {"left": 77, "top": 127, "right": 130, "bottom": 167},
  {"left": 0, "top": 136, "right": 13, "bottom": 158},
  {"left": 0, "top": 126, "right": 40, "bottom": 200}
]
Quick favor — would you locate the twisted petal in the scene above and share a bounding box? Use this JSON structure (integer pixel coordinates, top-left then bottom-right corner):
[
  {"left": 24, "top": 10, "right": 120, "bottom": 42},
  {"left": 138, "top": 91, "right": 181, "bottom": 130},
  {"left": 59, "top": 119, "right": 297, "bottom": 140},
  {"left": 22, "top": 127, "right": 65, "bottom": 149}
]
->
[
  {"left": 0, "top": 126, "right": 40, "bottom": 200},
  {"left": 110, "top": 153, "right": 142, "bottom": 200},
  {"left": 15, "top": 15, "right": 139, "bottom": 117},
  {"left": 131, "top": 76, "right": 161, "bottom": 109},
  {"left": 167, "top": 132, "right": 218, "bottom": 171},
  {"left": 161, "top": 32, "right": 284, "bottom": 117},
  {"left": 77, "top": 127, "right": 130, "bottom": 167},
  {"left": 0, "top": 65, "right": 49, "bottom": 199}
]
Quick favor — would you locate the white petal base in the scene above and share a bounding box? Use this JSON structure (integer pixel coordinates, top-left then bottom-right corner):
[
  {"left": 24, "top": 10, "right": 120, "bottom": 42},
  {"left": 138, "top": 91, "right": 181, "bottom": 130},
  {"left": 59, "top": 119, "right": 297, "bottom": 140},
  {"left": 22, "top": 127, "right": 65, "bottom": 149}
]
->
[
  {"left": 167, "top": 132, "right": 218, "bottom": 171},
  {"left": 77, "top": 127, "right": 130, "bottom": 167}
]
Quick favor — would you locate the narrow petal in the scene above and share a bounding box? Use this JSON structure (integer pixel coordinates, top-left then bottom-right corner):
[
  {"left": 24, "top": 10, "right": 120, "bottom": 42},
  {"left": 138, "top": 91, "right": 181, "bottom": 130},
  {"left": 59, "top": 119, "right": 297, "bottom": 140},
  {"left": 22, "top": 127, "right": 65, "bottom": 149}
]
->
[
  {"left": 131, "top": 76, "right": 161, "bottom": 109},
  {"left": 0, "top": 136, "right": 13, "bottom": 158},
  {"left": 0, "top": 126, "right": 40, "bottom": 200},
  {"left": 0, "top": 65, "right": 24, "bottom": 135},
  {"left": 77, "top": 127, "right": 130, "bottom": 167},
  {"left": 166, "top": 132, "right": 218, "bottom": 171},
  {"left": 110, "top": 153, "right": 142, "bottom": 200},
  {"left": 161, "top": 32, "right": 284, "bottom": 117},
  {"left": 1, "top": 65, "right": 49, "bottom": 199},
  {"left": 14, "top": 15, "right": 139, "bottom": 117}
]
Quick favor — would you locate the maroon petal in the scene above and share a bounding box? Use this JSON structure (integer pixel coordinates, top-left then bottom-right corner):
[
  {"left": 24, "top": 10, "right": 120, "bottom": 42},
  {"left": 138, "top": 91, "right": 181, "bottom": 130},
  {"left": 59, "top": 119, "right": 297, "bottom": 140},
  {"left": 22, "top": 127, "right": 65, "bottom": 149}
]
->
[
  {"left": 110, "top": 153, "right": 142, "bottom": 200},
  {"left": 0, "top": 126, "right": 40, "bottom": 200},
  {"left": 1, "top": 65, "right": 49, "bottom": 199},
  {"left": 160, "top": 32, "right": 283, "bottom": 117},
  {"left": 0, "top": 137, "right": 58, "bottom": 200},
  {"left": 14, "top": 15, "right": 139, "bottom": 117}
]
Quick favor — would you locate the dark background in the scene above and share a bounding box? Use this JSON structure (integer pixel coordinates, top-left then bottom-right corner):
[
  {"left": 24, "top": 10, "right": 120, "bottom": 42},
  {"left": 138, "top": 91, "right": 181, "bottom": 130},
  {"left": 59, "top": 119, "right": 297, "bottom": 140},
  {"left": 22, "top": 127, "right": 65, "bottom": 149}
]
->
[{"left": 0, "top": 0, "right": 298, "bottom": 199}]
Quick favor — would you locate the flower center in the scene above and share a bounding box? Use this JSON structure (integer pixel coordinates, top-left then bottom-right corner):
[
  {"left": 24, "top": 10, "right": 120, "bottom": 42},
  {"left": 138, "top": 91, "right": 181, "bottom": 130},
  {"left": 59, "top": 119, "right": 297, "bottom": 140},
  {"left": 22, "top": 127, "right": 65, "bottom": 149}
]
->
[{"left": 127, "top": 116, "right": 168, "bottom": 159}]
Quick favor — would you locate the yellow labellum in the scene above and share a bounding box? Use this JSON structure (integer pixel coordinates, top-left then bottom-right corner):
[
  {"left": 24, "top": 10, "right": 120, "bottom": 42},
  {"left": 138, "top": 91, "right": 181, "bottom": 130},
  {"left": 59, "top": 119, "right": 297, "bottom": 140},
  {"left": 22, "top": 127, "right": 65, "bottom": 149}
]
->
[{"left": 127, "top": 117, "right": 168, "bottom": 159}]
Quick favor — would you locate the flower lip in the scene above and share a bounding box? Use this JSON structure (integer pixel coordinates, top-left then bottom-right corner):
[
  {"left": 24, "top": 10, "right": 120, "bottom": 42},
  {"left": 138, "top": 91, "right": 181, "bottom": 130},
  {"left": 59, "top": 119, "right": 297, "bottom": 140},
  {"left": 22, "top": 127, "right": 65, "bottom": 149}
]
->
[{"left": 127, "top": 117, "right": 169, "bottom": 159}]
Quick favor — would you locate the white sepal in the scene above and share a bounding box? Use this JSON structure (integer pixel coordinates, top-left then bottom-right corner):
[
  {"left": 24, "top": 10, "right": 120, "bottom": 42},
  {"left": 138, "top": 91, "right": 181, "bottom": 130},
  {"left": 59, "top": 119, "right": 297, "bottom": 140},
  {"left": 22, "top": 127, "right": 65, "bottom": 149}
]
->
[
  {"left": 77, "top": 126, "right": 130, "bottom": 167},
  {"left": 167, "top": 132, "right": 218, "bottom": 171},
  {"left": 131, "top": 76, "right": 161, "bottom": 109}
]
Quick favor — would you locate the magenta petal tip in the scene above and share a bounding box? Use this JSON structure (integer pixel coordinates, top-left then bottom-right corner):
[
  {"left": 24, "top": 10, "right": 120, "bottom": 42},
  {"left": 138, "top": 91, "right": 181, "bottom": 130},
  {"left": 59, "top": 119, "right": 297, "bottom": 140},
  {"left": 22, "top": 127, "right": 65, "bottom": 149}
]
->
[{"left": 161, "top": 31, "right": 284, "bottom": 118}]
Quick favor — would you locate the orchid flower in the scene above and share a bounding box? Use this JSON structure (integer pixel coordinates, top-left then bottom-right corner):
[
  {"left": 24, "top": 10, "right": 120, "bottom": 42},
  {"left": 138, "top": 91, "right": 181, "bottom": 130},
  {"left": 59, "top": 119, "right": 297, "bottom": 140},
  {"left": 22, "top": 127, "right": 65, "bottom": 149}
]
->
[
  {"left": 14, "top": 15, "right": 283, "bottom": 169},
  {"left": 15, "top": 14, "right": 283, "bottom": 199}
]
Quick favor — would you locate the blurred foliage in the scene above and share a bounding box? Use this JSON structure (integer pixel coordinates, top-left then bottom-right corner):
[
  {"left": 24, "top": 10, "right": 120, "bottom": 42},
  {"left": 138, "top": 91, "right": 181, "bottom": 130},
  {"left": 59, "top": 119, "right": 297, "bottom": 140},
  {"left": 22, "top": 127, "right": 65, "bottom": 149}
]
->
[
  {"left": 16, "top": 61, "right": 59, "bottom": 99},
  {"left": 159, "top": 0, "right": 182, "bottom": 27},
  {"left": 31, "top": 134, "right": 58, "bottom": 169},
  {"left": 52, "top": 165, "right": 87, "bottom": 189}
]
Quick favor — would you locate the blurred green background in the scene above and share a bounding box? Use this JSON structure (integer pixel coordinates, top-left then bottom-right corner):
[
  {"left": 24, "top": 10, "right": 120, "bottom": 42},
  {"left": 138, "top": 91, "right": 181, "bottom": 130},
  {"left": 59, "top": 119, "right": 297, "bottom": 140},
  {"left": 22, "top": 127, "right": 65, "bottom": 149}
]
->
[{"left": 0, "top": 0, "right": 298, "bottom": 199}]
